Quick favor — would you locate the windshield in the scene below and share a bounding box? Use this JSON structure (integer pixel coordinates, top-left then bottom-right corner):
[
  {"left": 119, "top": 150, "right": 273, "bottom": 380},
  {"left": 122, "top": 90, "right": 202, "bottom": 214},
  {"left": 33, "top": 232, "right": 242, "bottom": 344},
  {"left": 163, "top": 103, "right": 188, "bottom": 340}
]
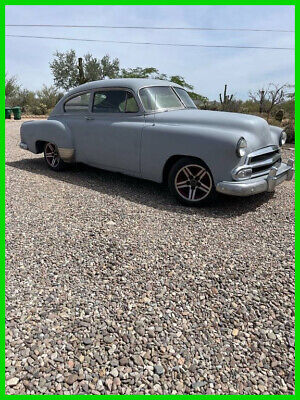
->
[
  {"left": 139, "top": 86, "right": 185, "bottom": 112},
  {"left": 173, "top": 87, "right": 197, "bottom": 109}
]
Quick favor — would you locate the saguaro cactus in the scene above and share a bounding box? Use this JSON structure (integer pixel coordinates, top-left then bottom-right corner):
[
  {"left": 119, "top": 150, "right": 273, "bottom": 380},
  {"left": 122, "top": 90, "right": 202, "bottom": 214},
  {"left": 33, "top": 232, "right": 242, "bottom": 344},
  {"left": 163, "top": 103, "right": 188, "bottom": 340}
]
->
[
  {"left": 77, "top": 58, "right": 86, "bottom": 85},
  {"left": 219, "top": 84, "right": 234, "bottom": 110}
]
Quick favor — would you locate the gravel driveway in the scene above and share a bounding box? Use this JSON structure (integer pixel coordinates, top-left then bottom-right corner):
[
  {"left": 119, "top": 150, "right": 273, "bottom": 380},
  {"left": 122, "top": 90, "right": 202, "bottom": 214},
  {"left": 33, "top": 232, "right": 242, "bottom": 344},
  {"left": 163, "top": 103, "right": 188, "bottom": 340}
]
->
[{"left": 5, "top": 120, "right": 295, "bottom": 395}]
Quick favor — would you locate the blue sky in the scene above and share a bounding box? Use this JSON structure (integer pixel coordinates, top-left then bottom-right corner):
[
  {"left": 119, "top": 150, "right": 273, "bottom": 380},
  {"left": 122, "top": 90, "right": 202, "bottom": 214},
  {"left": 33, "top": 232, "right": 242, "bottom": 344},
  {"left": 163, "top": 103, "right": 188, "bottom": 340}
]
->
[{"left": 5, "top": 5, "right": 294, "bottom": 100}]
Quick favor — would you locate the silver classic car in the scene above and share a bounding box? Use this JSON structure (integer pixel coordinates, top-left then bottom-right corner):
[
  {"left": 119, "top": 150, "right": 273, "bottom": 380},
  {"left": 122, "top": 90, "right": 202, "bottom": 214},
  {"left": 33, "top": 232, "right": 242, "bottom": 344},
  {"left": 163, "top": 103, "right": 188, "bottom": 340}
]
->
[{"left": 20, "top": 79, "right": 294, "bottom": 206}]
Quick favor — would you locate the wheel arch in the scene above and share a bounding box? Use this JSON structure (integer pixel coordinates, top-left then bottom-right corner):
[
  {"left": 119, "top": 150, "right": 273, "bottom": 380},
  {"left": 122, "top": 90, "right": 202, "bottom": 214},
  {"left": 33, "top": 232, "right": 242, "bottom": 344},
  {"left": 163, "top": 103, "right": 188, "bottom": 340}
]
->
[
  {"left": 21, "top": 119, "right": 74, "bottom": 158},
  {"left": 162, "top": 154, "right": 213, "bottom": 184},
  {"left": 35, "top": 140, "right": 48, "bottom": 153}
]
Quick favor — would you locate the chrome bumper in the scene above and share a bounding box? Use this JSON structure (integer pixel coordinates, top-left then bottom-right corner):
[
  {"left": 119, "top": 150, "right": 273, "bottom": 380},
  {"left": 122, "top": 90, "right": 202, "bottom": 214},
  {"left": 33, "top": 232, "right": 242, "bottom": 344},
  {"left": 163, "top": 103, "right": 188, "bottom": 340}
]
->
[
  {"left": 19, "top": 142, "right": 28, "bottom": 150},
  {"left": 216, "top": 159, "right": 294, "bottom": 197}
]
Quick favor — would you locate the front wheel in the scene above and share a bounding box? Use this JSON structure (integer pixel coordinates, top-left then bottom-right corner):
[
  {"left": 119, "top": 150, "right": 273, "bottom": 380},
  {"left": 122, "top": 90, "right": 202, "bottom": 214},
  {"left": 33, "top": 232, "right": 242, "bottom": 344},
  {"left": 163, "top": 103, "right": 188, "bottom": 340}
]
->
[
  {"left": 168, "top": 157, "right": 216, "bottom": 206},
  {"left": 44, "top": 142, "right": 66, "bottom": 171}
]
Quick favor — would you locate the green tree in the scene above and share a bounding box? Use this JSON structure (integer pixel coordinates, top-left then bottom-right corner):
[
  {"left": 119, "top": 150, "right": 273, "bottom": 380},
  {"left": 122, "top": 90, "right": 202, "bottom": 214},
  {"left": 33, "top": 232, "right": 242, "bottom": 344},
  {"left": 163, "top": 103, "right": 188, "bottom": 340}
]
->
[
  {"left": 120, "top": 67, "right": 160, "bottom": 79},
  {"left": 5, "top": 72, "right": 20, "bottom": 101},
  {"left": 100, "top": 54, "right": 120, "bottom": 79},
  {"left": 169, "top": 75, "right": 193, "bottom": 90},
  {"left": 189, "top": 92, "right": 209, "bottom": 106},
  {"left": 169, "top": 75, "right": 208, "bottom": 107},
  {"left": 120, "top": 68, "right": 206, "bottom": 105},
  {"left": 50, "top": 50, "right": 120, "bottom": 90},
  {"left": 50, "top": 49, "right": 79, "bottom": 91},
  {"left": 120, "top": 66, "right": 170, "bottom": 80}
]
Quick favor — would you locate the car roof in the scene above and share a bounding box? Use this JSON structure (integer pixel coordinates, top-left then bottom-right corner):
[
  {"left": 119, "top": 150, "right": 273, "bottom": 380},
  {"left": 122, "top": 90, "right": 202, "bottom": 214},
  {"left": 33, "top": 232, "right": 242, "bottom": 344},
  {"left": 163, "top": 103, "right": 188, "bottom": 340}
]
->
[
  {"left": 67, "top": 78, "right": 184, "bottom": 95},
  {"left": 50, "top": 78, "right": 186, "bottom": 116}
]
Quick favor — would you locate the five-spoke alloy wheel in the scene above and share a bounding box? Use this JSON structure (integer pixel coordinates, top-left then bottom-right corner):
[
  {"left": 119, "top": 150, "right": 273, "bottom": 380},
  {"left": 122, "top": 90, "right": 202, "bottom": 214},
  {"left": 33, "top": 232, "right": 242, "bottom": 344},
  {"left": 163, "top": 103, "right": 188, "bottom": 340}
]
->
[
  {"left": 168, "top": 157, "right": 215, "bottom": 206},
  {"left": 44, "top": 142, "right": 66, "bottom": 171}
]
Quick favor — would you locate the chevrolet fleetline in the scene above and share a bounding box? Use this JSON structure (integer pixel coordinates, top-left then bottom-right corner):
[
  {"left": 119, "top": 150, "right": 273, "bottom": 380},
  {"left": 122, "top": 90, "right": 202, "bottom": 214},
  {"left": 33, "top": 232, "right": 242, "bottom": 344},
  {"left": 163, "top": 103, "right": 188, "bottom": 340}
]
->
[{"left": 20, "top": 79, "right": 294, "bottom": 206}]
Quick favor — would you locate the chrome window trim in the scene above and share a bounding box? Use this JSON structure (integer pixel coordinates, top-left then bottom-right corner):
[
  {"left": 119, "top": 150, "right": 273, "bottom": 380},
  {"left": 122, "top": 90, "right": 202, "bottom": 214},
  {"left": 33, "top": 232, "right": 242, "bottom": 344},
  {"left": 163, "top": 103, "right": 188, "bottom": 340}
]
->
[
  {"left": 173, "top": 87, "right": 197, "bottom": 109},
  {"left": 138, "top": 85, "right": 188, "bottom": 114}
]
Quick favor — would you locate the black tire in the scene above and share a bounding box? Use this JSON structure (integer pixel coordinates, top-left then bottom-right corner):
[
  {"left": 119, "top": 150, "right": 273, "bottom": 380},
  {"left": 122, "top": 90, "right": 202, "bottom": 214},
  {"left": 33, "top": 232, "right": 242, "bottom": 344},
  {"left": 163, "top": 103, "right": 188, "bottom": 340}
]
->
[
  {"left": 168, "top": 157, "right": 216, "bottom": 206},
  {"left": 43, "top": 142, "right": 66, "bottom": 171}
]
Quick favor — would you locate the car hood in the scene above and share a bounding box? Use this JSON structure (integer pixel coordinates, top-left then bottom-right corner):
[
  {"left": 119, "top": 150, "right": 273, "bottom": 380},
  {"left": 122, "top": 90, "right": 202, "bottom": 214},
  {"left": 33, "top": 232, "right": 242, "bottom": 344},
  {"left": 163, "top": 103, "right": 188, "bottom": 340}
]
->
[{"left": 147, "top": 109, "right": 281, "bottom": 151}]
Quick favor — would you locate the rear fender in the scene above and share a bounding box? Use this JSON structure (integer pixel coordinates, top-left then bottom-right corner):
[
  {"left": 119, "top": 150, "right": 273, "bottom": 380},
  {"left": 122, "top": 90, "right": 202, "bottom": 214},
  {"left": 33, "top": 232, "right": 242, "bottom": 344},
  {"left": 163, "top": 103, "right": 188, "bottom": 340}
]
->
[{"left": 20, "top": 120, "right": 75, "bottom": 162}]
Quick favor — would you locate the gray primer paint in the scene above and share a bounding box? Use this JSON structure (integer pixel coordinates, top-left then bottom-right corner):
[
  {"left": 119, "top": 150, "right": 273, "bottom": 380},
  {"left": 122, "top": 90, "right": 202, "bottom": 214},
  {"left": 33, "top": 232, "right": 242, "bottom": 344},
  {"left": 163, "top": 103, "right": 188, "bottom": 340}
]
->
[{"left": 20, "top": 78, "right": 283, "bottom": 185}]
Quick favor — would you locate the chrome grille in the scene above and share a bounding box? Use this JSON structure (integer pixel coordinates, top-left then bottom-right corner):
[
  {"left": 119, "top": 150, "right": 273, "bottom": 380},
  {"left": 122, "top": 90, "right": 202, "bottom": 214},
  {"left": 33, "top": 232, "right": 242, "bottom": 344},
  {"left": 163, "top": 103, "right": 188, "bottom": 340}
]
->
[{"left": 247, "top": 146, "right": 281, "bottom": 178}]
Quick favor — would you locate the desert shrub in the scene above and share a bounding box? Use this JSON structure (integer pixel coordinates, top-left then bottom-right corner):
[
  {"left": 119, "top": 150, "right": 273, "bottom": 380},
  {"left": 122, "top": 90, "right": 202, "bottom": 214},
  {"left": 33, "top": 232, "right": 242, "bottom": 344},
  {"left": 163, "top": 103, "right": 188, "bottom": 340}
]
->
[
  {"left": 36, "top": 85, "right": 64, "bottom": 112},
  {"left": 283, "top": 119, "right": 295, "bottom": 143},
  {"left": 199, "top": 100, "right": 219, "bottom": 111},
  {"left": 275, "top": 109, "right": 284, "bottom": 122},
  {"left": 242, "top": 100, "right": 260, "bottom": 114},
  {"left": 5, "top": 83, "right": 64, "bottom": 115},
  {"left": 280, "top": 99, "right": 295, "bottom": 118},
  {"left": 9, "top": 89, "right": 37, "bottom": 113},
  {"left": 223, "top": 100, "right": 243, "bottom": 113},
  {"left": 5, "top": 73, "right": 20, "bottom": 99}
]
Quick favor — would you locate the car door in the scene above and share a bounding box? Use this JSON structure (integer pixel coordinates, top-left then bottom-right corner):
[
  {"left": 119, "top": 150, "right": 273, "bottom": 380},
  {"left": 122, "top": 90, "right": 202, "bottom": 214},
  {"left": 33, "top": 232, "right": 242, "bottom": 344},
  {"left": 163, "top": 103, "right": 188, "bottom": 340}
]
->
[
  {"left": 77, "top": 88, "right": 144, "bottom": 175},
  {"left": 59, "top": 90, "right": 93, "bottom": 158}
]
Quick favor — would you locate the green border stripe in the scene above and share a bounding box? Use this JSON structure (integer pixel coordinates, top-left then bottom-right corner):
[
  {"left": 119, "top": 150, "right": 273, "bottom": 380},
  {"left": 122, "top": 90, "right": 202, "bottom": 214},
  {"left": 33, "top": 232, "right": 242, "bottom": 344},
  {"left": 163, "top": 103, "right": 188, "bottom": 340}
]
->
[
  {"left": 3, "top": 1, "right": 298, "bottom": 5},
  {"left": 3, "top": 1, "right": 296, "bottom": 398},
  {"left": 2, "top": 2, "right": 6, "bottom": 399}
]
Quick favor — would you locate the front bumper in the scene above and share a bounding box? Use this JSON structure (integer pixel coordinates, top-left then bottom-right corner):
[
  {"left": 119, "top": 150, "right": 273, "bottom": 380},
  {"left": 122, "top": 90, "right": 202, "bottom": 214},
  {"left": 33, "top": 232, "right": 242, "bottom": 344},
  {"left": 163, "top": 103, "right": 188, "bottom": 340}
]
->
[{"left": 216, "top": 159, "right": 294, "bottom": 197}]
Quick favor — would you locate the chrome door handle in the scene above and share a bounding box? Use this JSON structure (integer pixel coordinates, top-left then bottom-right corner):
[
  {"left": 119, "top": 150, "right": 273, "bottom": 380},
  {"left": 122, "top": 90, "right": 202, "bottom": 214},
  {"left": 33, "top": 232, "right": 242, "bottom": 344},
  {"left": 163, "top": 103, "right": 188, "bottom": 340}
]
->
[{"left": 85, "top": 116, "right": 94, "bottom": 120}]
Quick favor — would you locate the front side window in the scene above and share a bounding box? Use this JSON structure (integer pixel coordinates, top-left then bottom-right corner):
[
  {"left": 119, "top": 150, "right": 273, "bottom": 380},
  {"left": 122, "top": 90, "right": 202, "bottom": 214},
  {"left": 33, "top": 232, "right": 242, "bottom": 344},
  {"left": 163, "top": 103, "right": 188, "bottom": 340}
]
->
[
  {"left": 92, "top": 90, "right": 139, "bottom": 113},
  {"left": 64, "top": 92, "right": 91, "bottom": 113},
  {"left": 139, "top": 86, "right": 184, "bottom": 112}
]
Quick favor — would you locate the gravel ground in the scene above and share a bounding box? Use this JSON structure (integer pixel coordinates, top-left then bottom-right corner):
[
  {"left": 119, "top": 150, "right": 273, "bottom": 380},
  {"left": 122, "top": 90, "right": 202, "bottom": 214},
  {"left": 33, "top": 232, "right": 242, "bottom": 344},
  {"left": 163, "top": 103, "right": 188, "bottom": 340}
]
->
[{"left": 5, "top": 120, "right": 295, "bottom": 395}]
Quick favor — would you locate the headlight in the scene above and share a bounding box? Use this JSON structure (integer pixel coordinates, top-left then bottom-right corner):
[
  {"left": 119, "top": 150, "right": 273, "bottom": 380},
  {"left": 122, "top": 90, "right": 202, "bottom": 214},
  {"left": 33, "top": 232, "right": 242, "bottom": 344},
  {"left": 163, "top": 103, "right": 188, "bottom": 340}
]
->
[
  {"left": 279, "top": 131, "right": 287, "bottom": 147},
  {"left": 236, "top": 137, "right": 247, "bottom": 157}
]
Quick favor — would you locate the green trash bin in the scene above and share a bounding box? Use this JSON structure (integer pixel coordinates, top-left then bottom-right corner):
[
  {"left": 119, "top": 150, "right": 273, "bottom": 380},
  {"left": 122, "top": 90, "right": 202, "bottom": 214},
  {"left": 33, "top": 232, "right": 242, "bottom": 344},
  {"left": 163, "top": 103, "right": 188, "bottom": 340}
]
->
[
  {"left": 5, "top": 107, "right": 12, "bottom": 119},
  {"left": 12, "top": 106, "right": 22, "bottom": 120}
]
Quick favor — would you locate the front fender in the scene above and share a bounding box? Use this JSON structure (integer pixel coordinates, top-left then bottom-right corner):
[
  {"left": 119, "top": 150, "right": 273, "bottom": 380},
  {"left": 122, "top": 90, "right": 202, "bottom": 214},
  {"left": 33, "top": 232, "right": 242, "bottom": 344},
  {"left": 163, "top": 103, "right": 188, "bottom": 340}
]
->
[
  {"left": 269, "top": 125, "right": 283, "bottom": 146},
  {"left": 20, "top": 120, "right": 74, "bottom": 161},
  {"left": 141, "top": 123, "right": 240, "bottom": 183}
]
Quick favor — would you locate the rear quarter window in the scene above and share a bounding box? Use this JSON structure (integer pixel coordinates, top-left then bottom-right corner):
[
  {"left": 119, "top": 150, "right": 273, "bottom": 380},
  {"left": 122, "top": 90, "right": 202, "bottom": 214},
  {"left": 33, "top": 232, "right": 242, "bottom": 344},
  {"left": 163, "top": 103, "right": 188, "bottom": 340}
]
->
[{"left": 64, "top": 92, "right": 91, "bottom": 113}]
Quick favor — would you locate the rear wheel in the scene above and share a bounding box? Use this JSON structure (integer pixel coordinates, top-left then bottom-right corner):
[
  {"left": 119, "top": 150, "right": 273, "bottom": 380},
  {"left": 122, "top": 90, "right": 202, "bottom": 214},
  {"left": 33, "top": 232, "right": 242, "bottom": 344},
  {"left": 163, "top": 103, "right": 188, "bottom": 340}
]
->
[
  {"left": 168, "top": 157, "right": 216, "bottom": 206},
  {"left": 43, "top": 142, "right": 66, "bottom": 171}
]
